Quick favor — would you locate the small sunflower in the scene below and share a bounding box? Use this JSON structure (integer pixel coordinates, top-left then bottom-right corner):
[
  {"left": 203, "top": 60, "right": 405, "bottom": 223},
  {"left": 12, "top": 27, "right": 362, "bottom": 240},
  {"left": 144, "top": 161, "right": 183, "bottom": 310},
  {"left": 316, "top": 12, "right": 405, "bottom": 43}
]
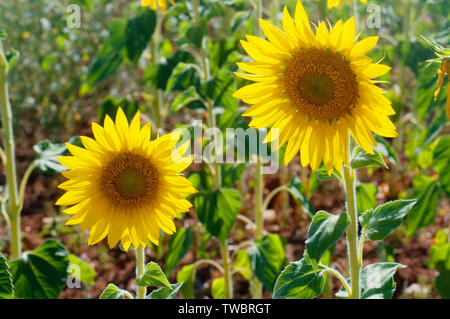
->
[
  {"left": 435, "top": 59, "right": 450, "bottom": 119},
  {"left": 56, "top": 108, "right": 196, "bottom": 250},
  {"left": 141, "top": 0, "right": 175, "bottom": 11},
  {"left": 233, "top": 1, "right": 397, "bottom": 174},
  {"left": 322, "top": 0, "right": 367, "bottom": 8}
]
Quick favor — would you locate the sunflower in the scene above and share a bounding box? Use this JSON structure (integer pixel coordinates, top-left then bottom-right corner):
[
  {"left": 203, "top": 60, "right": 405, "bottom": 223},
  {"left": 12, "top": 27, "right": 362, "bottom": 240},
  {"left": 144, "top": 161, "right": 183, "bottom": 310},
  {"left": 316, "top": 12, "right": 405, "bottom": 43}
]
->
[
  {"left": 56, "top": 108, "right": 196, "bottom": 250},
  {"left": 233, "top": 0, "right": 397, "bottom": 174},
  {"left": 322, "top": 0, "right": 367, "bottom": 8},
  {"left": 434, "top": 60, "right": 450, "bottom": 119},
  {"left": 141, "top": 0, "right": 175, "bottom": 11}
]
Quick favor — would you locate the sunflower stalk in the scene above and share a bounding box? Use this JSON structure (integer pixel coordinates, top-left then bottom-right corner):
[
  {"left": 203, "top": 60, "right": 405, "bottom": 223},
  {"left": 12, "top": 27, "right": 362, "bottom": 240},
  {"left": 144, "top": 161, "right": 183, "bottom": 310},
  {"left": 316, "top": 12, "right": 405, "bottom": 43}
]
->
[
  {"left": 220, "top": 241, "right": 233, "bottom": 299},
  {"left": 342, "top": 141, "right": 361, "bottom": 299},
  {"left": 136, "top": 246, "right": 147, "bottom": 299},
  {"left": 0, "top": 39, "right": 21, "bottom": 260}
]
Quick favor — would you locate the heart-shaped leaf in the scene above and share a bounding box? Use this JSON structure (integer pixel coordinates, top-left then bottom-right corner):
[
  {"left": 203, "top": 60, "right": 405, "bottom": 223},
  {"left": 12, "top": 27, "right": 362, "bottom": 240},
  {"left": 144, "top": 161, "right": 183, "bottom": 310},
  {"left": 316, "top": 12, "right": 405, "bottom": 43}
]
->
[
  {"left": 273, "top": 258, "right": 324, "bottom": 299},
  {"left": 360, "top": 200, "right": 417, "bottom": 241},
  {"left": 9, "top": 239, "right": 69, "bottom": 299},
  {"left": 306, "top": 211, "right": 349, "bottom": 268},
  {"left": 194, "top": 188, "right": 241, "bottom": 244},
  {"left": 136, "top": 262, "right": 171, "bottom": 289},
  {"left": 247, "top": 234, "right": 286, "bottom": 292}
]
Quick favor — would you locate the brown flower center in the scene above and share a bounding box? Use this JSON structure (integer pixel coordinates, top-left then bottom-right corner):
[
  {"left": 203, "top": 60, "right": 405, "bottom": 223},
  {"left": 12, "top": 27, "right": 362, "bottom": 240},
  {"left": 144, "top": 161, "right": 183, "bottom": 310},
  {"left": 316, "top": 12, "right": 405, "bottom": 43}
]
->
[
  {"left": 100, "top": 152, "right": 159, "bottom": 207},
  {"left": 284, "top": 48, "right": 359, "bottom": 121}
]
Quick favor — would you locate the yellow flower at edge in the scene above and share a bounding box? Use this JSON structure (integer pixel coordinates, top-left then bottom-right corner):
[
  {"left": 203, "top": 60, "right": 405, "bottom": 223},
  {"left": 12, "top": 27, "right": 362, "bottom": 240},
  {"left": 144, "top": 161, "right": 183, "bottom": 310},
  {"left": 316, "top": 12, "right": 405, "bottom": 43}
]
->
[
  {"left": 322, "top": 0, "right": 367, "bottom": 8},
  {"left": 141, "top": 0, "right": 175, "bottom": 11},
  {"left": 434, "top": 59, "right": 450, "bottom": 119},
  {"left": 56, "top": 108, "right": 197, "bottom": 251},
  {"left": 233, "top": 1, "right": 397, "bottom": 174}
]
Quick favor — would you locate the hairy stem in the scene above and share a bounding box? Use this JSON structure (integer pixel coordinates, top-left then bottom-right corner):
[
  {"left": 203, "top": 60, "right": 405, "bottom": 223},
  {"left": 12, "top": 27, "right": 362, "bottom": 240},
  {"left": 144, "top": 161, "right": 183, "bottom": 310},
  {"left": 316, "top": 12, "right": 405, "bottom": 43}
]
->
[
  {"left": 220, "top": 241, "right": 233, "bottom": 299},
  {"left": 342, "top": 163, "right": 361, "bottom": 299},
  {"left": 0, "top": 40, "right": 21, "bottom": 260},
  {"left": 135, "top": 246, "right": 146, "bottom": 299}
]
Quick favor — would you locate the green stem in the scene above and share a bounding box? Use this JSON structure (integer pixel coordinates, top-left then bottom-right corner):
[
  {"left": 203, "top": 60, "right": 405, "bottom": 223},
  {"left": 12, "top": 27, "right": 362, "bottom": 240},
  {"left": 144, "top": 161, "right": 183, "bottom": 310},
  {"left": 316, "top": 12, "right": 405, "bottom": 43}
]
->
[
  {"left": 18, "top": 161, "right": 36, "bottom": 212},
  {"left": 250, "top": 157, "right": 264, "bottom": 299},
  {"left": 0, "top": 39, "right": 21, "bottom": 260},
  {"left": 220, "top": 241, "right": 233, "bottom": 299},
  {"left": 136, "top": 246, "right": 146, "bottom": 299},
  {"left": 279, "top": 163, "right": 290, "bottom": 223},
  {"left": 342, "top": 162, "right": 361, "bottom": 299},
  {"left": 353, "top": 0, "right": 359, "bottom": 30},
  {"left": 193, "top": 259, "right": 224, "bottom": 274},
  {"left": 322, "top": 266, "right": 352, "bottom": 297}
]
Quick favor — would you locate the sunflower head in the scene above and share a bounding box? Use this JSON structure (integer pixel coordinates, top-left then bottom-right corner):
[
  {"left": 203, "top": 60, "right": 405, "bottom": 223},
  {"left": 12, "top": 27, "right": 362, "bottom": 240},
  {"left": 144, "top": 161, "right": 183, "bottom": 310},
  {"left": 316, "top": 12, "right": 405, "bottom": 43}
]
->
[
  {"left": 141, "top": 0, "right": 175, "bottom": 11},
  {"left": 56, "top": 108, "right": 197, "bottom": 251},
  {"left": 234, "top": 0, "right": 397, "bottom": 174}
]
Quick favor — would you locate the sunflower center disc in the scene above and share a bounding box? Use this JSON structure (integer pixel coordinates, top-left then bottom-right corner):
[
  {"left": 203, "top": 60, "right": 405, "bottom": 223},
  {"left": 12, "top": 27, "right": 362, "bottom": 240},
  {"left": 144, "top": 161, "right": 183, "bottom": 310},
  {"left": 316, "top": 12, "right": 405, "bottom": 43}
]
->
[
  {"left": 284, "top": 48, "right": 359, "bottom": 121},
  {"left": 100, "top": 152, "right": 159, "bottom": 207}
]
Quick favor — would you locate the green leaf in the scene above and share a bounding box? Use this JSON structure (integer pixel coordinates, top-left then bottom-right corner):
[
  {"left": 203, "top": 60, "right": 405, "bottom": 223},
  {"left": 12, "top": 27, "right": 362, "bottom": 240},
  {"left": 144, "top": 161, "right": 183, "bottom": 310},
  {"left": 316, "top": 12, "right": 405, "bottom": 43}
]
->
[
  {"left": 147, "top": 282, "right": 183, "bottom": 299},
  {"left": 194, "top": 188, "right": 241, "bottom": 244},
  {"left": 176, "top": 264, "right": 196, "bottom": 299},
  {"left": 306, "top": 211, "right": 349, "bottom": 268},
  {"left": 337, "top": 263, "right": 405, "bottom": 299},
  {"left": 247, "top": 234, "right": 286, "bottom": 292},
  {"left": 68, "top": 254, "right": 96, "bottom": 286},
  {"left": 428, "top": 230, "right": 450, "bottom": 298},
  {"left": 273, "top": 258, "right": 325, "bottom": 299},
  {"left": 168, "top": 86, "right": 202, "bottom": 115},
  {"left": 166, "top": 63, "right": 200, "bottom": 93},
  {"left": 9, "top": 239, "right": 69, "bottom": 299},
  {"left": 144, "top": 50, "right": 195, "bottom": 90},
  {"left": 351, "top": 147, "right": 388, "bottom": 169},
  {"left": 126, "top": 9, "right": 156, "bottom": 63},
  {"left": 432, "top": 136, "right": 450, "bottom": 196},
  {"left": 201, "top": 69, "right": 237, "bottom": 113},
  {"left": 360, "top": 200, "right": 418, "bottom": 241},
  {"left": 0, "top": 253, "right": 14, "bottom": 299},
  {"left": 288, "top": 176, "right": 315, "bottom": 217},
  {"left": 221, "top": 163, "right": 246, "bottom": 189},
  {"left": 315, "top": 166, "right": 342, "bottom": 180},
  {"left": 233, "top": 250, "right": 252, "bottom": 280},
  {"left": 97, "top": 96, "right": 139, "bottom": 125},
  {"left": 99, "top": 283, "right": 131, "bottom": 299},
  {"left": 136, "top": 262, "right": 171, "bottom": 289},
  {"left": 435, "top": 270, "right": 450, "bottom": 299},
  {"left": 429, "top": 230, "right": 450, "bottom": 270},
  {"left": 184, "top": 22, "right": 207, "bottom": 49},
  {"left": 165, "top": 228, "right": 194, "bottom": 276},
  {"left": 356, "top": 183, "right": 378, "bottom": 213},
  {"left": 406, "top": 175, "right": 441, "bottom": 236},
  {"left": 211, "top": 277, "right": 225, "bottom": 299},
  {"left": 375, "top": 136, "right": 398, "bottom": 166},
  {"left": 85, "top": 19, "right": 127, "bottom": 92},
  {"left": 34, "top": 140, "right": 69, "bottom": 173}
]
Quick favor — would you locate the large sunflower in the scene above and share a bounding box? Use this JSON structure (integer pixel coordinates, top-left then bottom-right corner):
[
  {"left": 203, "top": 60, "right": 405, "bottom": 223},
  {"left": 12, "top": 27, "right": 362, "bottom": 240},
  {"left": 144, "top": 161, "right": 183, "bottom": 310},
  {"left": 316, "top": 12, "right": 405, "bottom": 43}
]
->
[
  {"left": 233, "top": 1, "right": 397, "bottom": 174},
  {"left": 56, "top": 108, "right": 196, "bottom": 250},
  {"left": 141, "top": 0, "right": 175, "bottom": 11}
]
